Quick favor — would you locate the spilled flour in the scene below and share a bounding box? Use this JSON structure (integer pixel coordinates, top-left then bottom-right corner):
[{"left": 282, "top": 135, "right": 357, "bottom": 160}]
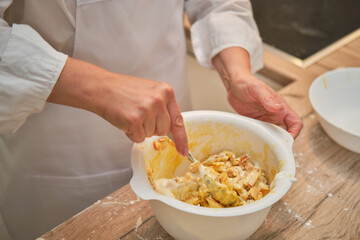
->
[
  {"left": 305, "top": 220, "right": 315, "bottom": 228},
  {"left": 135, "top": 216, "right": 146, "bottom": 240},
  {"left": 101, "top": 196, "right": 141, "bottom": 207},
  {"left": 281, "top": 202, "right": 315, "bottom": 229},
  {"left": 135, "top": 216, "right": 143, "bottom": 230}
]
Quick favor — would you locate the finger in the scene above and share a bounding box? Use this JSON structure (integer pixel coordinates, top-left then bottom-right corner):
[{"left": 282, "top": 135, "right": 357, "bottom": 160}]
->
[
  {"left": 155, "top": 108, "right": 171, "bottom": 136},
  {"left": 284, "top": 111, "right": 303, "bottom": 139},
  {"left": 167, "top": 97, "right": 188, "bottom": 156},
  {"left": 143, "top": 115, "right": 156, "bottom": 138},
  {"left": 126, "top": 125, "right": 146, "bottom": 143}
]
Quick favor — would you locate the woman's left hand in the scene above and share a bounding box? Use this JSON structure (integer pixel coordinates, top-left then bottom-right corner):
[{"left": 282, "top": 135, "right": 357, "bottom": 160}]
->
[
  {"left": 212, "top": 47, "right": 303, "bottom": 138},
  {"left": 226, "top": 73, "right": 303, "bottom": 138}
]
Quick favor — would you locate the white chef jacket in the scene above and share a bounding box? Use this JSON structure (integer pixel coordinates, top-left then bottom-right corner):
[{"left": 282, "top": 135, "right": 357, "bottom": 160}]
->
[{"left": 0, "top": 1, "right": 263, "bottom": 239}]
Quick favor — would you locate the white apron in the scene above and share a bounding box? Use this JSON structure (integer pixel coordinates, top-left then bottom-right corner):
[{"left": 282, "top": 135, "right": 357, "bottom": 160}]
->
[{"left": 0, "top": 0, "right": 190, "bottom": 239}]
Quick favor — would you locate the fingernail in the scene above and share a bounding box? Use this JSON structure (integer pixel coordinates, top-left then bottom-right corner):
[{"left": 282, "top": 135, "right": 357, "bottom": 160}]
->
[{"left": 181, "top": 147, "right": 189, "bottom": 156}]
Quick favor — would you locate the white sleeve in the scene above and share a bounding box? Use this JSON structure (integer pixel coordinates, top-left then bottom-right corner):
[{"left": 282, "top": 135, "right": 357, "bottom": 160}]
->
[
  {"left": 0, "top": 14, "right": 67, "bottom": 133},
  {"left": 185, "top": 0, "right": 263, "bottom": 73}
]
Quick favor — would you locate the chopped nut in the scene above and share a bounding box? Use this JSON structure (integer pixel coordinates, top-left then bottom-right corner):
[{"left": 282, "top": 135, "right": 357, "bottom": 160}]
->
[
  {"left": 225, "top": 161, "right": 233, "bottom": 168},
  {"left": 153, "top": 141, "right": 166, "bottom": 151},
  {"left": 213, "top": 161, "right": 225, "bottom": 167},
  {"left": 190, "top": 162, "right": 202, "bottom": 174},
  {"left": 212, "top": 161, "right": 226, "bottom": 172},
  {"left": 153, "top": 137, "right": 175, "bottom": 151},
  {"left": 260, "top": 188, "right": 270, "bottom": 195},
  {"left": 239, "top": 154, "right": 249, "bottom": 162},
  {"left": 226, "top": 167, "right": 239, "bottom": 178},
  {"left": 158, "top": 137, "right": 170, "bottom": 142},
  {"left": 247, "top": 169, "right": 261, "bottom": 187},
  {"left": 244, "top": 160, "right": 253, "bottom": 171},
  {"left": 231, "top": 158, "right": 240, "bottom": 166},
  {"left": 217, "top": 172, "right": 229, "bottom": 184},
  {"left": 202, "top": 161, "right": 213, "bottom": 166},
  {"left": 206, "top": 197, "right": 224, "bottom": 208},
  {"left": 249, "top": 187, "right": 261, "bottom": 200}
]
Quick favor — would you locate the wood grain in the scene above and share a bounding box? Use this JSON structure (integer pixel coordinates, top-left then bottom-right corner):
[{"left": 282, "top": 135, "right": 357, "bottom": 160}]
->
[
  {"left": 120, "top": 216, "right": 172, "bottom": 240},
  {"left": 346, "top": 38, "right": 360, "bottom": 52},
  {"left": 40, "top": 186, "right": 154, "bottom": 240},
  {"left": 317, "top": 46, "right": 360, "bottom": 69},
  {"left": 262, "top": 50, "right": 306, "bottom": 84}
]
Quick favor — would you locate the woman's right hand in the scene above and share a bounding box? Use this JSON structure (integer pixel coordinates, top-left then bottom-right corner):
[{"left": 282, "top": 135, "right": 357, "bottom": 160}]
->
[{"left": 47, "top": 57, "right": 189, "bottom": 155}]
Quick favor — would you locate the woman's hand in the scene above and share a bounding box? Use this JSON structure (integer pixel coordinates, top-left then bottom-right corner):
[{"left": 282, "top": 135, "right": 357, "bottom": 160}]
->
[
  {"left": 212, "top": 47, "right": 302, "bottom": 138},
  {"left": 226, "top": 73, "right": 302, "bottom": 138},
  {"left": 47, "top": 57, "right": 189, "bottom": 155},
  {"left": 99, "top": 71, "right": 188, "bottom": 155}
]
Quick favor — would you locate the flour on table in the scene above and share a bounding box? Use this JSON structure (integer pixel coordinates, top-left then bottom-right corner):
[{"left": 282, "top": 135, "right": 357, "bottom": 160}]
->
[
  {"left": 294, "top": 214, "right": 303, "bottom": 221},
  {"left": 134, "top": 216, "right": 146, "bottom": 240},
  {"left": 305, "top": 220, "right": 314, "bottom": 228},
  {"left": 135, "top": 216, "right": 143, "bottom": 231},
  {"left": 283, "top": 202, "right": 293, "bottom": 214},
  {"left": 306, "top": 185, "right": 315, "bottom": 193},
  {"left": 102, "top": 196, "right": 141, "bottom": 207},
  {"left": 282, "top": 202, "right": 313, "bottom": 229},
  {"left": 130, "top": 197, "right": 141, "bottom": 205},
  {"left": 102, "top": 201, "right": 129, "bottom": 206}
]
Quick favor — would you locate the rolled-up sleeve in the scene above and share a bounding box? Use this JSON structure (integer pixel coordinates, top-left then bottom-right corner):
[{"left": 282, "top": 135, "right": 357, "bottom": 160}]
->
[
  {"left": 185, "top": 0, "right": 263, "bottom": 72},
  {"left": 0, "top": 23, "right": 67, "bottom": 133}
]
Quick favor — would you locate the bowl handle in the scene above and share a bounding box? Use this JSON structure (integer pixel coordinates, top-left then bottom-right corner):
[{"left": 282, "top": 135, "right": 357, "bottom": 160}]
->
[{"left": 130, "top": 143, "right": 152, "bottom": 200}]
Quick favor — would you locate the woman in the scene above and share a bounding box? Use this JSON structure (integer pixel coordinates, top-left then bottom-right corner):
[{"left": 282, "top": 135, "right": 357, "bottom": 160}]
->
[{"left": 0, "top": 1, "right": 302, "bottom": 239}]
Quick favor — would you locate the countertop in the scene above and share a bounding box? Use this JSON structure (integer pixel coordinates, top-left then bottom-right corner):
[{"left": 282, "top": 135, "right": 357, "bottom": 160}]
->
[{"left": 39, "top": 38, "right": 360, "bottom": 240}]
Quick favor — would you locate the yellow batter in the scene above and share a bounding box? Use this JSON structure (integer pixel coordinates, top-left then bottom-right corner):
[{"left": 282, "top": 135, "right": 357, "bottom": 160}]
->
[{"left": 150, "top": 138, "right": 270, "bottom": 208}]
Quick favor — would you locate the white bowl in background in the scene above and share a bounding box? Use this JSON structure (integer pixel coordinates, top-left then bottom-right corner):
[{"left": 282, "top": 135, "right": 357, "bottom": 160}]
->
[
  {"left": 130, "top": 111, "right": 296, "bottom": 240},
  {"left": 309, "top": 67, "right": 360, "bottom": 154}
]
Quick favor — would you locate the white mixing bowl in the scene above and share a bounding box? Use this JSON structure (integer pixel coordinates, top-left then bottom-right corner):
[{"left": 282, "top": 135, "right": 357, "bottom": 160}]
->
[
  {"left": 309, "top": 67, "right": 360, "bottom": 154},
  {"left": 130, "top": 111, "right": 296, "bottom": 240}
]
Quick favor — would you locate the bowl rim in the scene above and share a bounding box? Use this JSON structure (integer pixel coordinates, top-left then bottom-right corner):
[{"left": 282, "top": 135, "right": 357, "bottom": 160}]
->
[
  {"left": 130, "top": 110, "right": 296, "bottom": 217},
  {"left": 309, "top": 67, "right": 360, "bottom": 138}
]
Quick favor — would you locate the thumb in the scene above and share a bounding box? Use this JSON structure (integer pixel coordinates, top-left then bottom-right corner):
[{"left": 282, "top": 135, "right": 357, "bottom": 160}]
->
[{"left": 284, "top": 111, "right": 303, "bottom": 139}]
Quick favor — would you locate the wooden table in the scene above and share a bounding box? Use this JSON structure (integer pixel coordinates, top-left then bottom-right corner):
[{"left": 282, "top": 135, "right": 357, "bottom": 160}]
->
[{"left": 40, "top": 38, "right": 360, "bottom": 240}]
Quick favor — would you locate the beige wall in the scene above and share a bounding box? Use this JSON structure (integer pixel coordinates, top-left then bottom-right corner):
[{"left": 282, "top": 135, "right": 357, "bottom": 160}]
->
[{"left": 186, "top": 55, "right": 283, "bottom": 112}]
